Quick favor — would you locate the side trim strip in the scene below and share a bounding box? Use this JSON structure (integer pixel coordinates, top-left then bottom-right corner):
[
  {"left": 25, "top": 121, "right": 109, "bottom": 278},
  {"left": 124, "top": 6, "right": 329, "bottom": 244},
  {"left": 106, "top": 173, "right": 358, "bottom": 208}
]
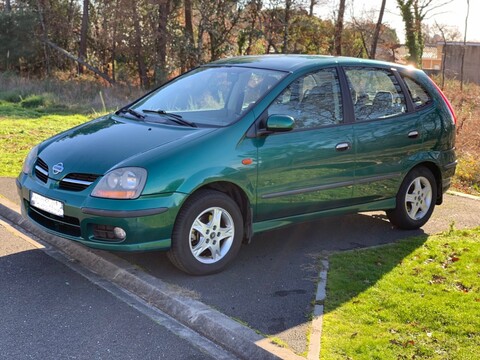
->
[
  {"left": 81, "top": 207, "right": 168, "bottom": 218},
  {"left": 355, "top": 173, "right": 402, "bottom": 186},
  {"left": 261, "top": 173, "right": 401, "bottom": 199},
  {"left": 261, "top": 180, "right": 354, "bottom": 199}
]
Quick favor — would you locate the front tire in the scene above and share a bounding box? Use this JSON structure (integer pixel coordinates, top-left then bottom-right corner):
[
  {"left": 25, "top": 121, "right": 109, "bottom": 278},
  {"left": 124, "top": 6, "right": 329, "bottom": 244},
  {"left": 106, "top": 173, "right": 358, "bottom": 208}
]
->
[
  {"left": 387, "top": 167, "right": 437, "bottom": 230},
  {"left": 167, "top": 190, "right": 244, "bottom": 275}
]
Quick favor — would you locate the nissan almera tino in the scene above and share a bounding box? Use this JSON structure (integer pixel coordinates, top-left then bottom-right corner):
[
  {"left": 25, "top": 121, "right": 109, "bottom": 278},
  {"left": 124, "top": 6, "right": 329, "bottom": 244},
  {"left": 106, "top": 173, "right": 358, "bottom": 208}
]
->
[{"left": 17, "top": 55, "right": 457, "bottom": 275}]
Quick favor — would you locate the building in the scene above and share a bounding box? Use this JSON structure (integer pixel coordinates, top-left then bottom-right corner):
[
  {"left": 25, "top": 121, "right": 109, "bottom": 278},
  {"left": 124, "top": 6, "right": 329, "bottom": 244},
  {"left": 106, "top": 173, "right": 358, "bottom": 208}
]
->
[{"left": 440, "top": 42, "right": 480, "bottom": 84}]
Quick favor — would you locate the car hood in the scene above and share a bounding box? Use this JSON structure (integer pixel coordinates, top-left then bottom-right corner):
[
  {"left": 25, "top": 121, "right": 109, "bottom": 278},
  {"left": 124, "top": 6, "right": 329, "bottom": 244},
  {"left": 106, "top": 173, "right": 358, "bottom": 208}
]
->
[{"left": 37, "top": 114, "right": 215, "bottom": 178}]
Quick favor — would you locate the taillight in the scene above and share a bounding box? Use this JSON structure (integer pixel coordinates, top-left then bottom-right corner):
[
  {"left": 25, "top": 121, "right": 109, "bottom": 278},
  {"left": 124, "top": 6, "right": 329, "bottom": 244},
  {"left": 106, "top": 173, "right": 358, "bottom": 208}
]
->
[{"left": 430, "top": 79, "right": 457, "bottom": 125}]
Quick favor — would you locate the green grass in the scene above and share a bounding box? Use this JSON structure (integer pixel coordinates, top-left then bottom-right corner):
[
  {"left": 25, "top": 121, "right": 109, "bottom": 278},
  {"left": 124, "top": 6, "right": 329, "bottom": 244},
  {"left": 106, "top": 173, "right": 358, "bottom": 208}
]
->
[
  {"left": 0, "top": 73, "right": 144, "bottom": 177},
  {"left": 0, "top": 101, "right": 90, "bottom": 176},
  {"left": 321, "top": 228, "right": 480, "bottom": 360}
]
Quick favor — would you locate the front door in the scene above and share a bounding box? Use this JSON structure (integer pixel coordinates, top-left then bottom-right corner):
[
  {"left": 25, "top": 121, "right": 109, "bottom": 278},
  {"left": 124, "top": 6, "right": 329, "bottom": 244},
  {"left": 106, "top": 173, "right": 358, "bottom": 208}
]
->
[{"left": 254, "top": 68, "right": 355, "bottom": 222}]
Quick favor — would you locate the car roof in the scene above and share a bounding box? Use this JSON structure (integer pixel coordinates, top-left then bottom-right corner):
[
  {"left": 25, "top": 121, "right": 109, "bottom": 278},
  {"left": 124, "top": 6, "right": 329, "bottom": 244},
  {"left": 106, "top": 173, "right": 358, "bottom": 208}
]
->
[{"left": 207, "top": 54, "right": 416, "bottom": 74}]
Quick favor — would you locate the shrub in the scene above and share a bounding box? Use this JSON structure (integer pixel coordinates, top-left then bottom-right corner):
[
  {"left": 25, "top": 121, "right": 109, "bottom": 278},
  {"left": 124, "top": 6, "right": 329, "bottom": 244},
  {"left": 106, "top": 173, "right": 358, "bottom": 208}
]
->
[
  {"left": 0, "top": 90, "right": 23, "bottom": 103},
  {"left": 455, "top": 154, "right": 480, "bottom": 194},
  {"left": 20, "top": 94, "right": 46, "bottom": 108}
]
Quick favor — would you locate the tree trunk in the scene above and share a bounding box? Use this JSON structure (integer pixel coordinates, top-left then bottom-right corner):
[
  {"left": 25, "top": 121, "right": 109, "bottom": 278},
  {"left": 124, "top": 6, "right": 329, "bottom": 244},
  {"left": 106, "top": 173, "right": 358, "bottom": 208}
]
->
[
  {"left": 246, "top": 1, "right": 261, "bottom": 55},
  {"left": 397, "top": 0, "right": 420, "bottom": 66},
  {"left": 413, "top": 1, "right": 425, "bottom": 65},
  {"left": 131, "top": 6, "right": 149, "bottom": 88},
  {"left": 5, "top": 0, "right": 11, "bottom": 12},
  {"left": 460, "top": 0, "right": 469, "bottom": 91},
  {"left": 309, "top": 0, "right": 316, "bottom": 16},
  {"left": 282, "top": 0, "right": 292, "bottom": 53},
  {"left": 436, "top": 22, "right": 447, "bottom": 89},
  {"left": 78, "top": 0, "right": 89, "bottom": 74},
  {"left": 155, "top": 0, "right": 170, "bottom": 86},
  {"left": 370, "top": 0, "right": 387, "bottom": 59},
  {"left": 35, "top": 0, "right": 50, "bottom": 75},
  {"left": 111, "top": 0, "right": 120, "bottom": 83},
  {"left": 184, "top": 0, "right": 196, "bottom": 70},
  {"left": 334, "top": 0, "right": 346, "bottom": 56}
]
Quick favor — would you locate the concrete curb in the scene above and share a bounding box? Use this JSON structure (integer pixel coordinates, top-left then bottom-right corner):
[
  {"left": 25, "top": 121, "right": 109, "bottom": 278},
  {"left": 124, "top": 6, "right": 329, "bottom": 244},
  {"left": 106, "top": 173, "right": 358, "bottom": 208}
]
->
[
  {"left": 0, "top": 198, "right": 291, "bottom": 360},
  {"left": 447, "top": 190, "right": 480, "bottom": 201}
]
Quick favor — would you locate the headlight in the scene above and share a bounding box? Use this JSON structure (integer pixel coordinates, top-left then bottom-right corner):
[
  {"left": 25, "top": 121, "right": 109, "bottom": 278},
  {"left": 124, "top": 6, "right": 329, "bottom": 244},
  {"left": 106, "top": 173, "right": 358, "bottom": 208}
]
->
[
  {"left": 22, "top": 145, "right": 39, "bottom": 175},
  {"left": 91, "top": 167, "right": 147, "bottom": 199}
]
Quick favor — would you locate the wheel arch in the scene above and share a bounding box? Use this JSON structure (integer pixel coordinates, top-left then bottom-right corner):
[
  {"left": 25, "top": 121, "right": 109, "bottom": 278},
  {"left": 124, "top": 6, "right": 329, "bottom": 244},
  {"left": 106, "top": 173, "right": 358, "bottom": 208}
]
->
[
  {"left": 409, "top": 161, "right": 443, "bottom": 205},
  {"left": 184, "top": 181, "right": 253, "bottom": 244}
]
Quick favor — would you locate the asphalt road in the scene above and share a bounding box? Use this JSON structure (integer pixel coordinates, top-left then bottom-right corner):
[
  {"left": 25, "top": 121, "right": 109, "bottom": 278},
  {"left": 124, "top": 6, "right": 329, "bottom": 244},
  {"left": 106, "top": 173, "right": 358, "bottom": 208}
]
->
[
  {"left": 0, "top": 221, "right": 236, "bottom": 360},
  {"left": 118, "top": 192, "right": 480, "bottom": 354},
  {"left": 1, "top": 177, "right": 479, "bottom": 356}
]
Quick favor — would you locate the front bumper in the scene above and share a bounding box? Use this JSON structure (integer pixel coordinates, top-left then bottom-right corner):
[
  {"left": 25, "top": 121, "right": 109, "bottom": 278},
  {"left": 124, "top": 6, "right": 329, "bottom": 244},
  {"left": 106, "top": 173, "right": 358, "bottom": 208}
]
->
[{"left": 17, "top": 173, "right": 186, "bottom": 251}]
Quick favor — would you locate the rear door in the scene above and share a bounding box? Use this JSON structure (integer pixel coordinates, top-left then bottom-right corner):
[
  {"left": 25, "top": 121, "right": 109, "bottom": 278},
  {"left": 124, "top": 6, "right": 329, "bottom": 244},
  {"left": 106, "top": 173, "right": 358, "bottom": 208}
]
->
[
  {"left": 255, "top": 68, "right": 355, "bottom": 221},
  {"left": 343, "top": 66, "right": 422, "bottom": 203}
]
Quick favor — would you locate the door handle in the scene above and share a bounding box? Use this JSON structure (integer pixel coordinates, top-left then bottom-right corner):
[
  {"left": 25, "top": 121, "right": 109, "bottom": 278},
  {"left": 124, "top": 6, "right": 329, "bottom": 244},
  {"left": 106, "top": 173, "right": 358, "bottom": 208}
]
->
[
  {"left": 408, "top": 130, "right": 419, "bottom": 139},
  {"left": 335, "top": 142, "right": 351, "bottom": 152}
]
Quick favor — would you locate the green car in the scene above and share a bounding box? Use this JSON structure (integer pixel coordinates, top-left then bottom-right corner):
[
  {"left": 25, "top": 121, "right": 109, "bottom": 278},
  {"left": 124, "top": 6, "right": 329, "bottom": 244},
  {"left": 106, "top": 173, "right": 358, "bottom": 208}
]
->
[{"left": 17, "top": 55, "right": 457, "bottom": 275}]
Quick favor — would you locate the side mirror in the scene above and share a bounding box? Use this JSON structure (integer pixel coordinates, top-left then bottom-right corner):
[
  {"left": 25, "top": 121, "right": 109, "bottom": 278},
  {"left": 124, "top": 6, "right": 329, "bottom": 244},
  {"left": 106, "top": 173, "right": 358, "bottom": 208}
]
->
[{"left": 266, "top": 115, "right": 295, "bottom": 132}]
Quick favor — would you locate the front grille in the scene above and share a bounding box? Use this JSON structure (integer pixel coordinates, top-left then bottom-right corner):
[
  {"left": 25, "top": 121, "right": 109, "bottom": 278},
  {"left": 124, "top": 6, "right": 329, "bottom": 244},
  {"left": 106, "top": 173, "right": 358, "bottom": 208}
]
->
[
  {"left": 28, "top": 201, "right": 81, "bottom": 237},
  {"left": 59, "top": 173, "right": 100, "bottom": 192},
  {"left": 34, "top": 158, "right": 48, "bottom": 183}
]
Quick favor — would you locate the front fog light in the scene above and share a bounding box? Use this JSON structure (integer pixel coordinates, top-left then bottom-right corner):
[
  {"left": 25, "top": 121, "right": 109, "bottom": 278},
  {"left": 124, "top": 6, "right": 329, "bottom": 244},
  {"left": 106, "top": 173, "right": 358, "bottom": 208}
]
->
[{"left": 113, "top": 227, "right": 127, "bottom": 240}]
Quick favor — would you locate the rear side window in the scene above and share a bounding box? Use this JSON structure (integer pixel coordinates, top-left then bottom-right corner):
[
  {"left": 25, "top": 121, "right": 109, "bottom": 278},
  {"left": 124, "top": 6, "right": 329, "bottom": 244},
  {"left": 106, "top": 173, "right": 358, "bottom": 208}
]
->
[
  {"left": 345, "top": 67, "right": 407, "bottom": 121},
  {"left": 402, "top": 76, "right": 433, "bottom": 109}
]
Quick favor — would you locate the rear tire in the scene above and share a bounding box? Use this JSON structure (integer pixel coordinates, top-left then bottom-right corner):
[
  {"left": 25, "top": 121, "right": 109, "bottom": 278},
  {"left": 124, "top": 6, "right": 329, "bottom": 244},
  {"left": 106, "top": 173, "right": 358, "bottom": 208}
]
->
[
  {"left": 167, "top": 189, "right": 243, "bottom": 275},
  {"left": 387, "top": 167, "right": 437, "bottom": 230}
]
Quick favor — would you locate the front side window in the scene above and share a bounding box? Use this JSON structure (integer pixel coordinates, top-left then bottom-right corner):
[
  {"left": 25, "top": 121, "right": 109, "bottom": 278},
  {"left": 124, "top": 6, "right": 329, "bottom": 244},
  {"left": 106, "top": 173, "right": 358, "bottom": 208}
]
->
[
  {"left": 345, "top": 67, "right": 407, "bottom": 121},
  {"left": 267, "top": 68, "right": 344, "bottom": 130},
  {"left": 132, "top": 67, "right": 286, "bottom": 126}
]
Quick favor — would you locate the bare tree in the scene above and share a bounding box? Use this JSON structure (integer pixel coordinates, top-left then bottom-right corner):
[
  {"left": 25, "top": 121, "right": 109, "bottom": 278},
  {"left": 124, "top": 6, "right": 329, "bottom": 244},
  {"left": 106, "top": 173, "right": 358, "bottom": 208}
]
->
[
  {"left": 370, "top": 0, "right": 386, "bottom": 59},
  {"left": 434, "top": 21, "right": 461, "bottom": 89},
  {"left": 244, "top": 0, "right": 262, "bottom": 55},
  {"left": 460, "top": 0, "right": 469, "bottom": 91},
  {"left": 435, "top": 21, "right": 448, "bottom": 89}
]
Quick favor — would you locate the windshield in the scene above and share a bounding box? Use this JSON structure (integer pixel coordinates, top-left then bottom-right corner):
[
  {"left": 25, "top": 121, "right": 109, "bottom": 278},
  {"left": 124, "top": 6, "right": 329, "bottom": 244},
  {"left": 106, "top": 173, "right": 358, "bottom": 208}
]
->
[{"left": 131, "top": 66, "right": 287, "bottom": 126}]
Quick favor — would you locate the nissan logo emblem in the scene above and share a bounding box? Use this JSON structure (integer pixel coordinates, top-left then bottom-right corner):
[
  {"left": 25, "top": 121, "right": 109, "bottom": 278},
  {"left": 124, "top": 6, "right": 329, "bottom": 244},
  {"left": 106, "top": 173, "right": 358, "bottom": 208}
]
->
[{"left": 52, "top": 162, "right": 64, "bottom": 175}]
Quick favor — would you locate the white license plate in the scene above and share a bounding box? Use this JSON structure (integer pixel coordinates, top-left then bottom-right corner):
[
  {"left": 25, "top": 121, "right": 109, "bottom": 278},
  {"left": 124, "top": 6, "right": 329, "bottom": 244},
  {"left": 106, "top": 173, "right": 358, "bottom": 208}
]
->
[{"left": 30, "top": 192, "right": 64, "bottom": 217}]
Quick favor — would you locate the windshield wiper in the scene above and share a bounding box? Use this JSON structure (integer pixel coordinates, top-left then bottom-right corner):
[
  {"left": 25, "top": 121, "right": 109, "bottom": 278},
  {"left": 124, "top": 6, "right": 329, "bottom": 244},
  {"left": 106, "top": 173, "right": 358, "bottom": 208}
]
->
[
  {"left": 142, "top": 109, "right": 197, "bottom": 128},
  {"left": 116, "top": 107, "right": 145, "bottom": 120}
]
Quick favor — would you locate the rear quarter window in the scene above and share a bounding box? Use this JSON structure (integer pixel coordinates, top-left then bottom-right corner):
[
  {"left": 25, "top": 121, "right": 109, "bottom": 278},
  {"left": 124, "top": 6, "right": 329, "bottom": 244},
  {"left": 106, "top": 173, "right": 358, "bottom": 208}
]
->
[{"left": 402, "top": 76, "right": 433, "bottom": 110}]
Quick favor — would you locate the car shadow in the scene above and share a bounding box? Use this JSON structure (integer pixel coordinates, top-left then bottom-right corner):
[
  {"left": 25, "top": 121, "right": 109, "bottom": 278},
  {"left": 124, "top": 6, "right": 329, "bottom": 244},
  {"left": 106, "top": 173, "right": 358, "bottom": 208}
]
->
[{"left": 118, "top": 211, "right": 427, "bottom": 354}]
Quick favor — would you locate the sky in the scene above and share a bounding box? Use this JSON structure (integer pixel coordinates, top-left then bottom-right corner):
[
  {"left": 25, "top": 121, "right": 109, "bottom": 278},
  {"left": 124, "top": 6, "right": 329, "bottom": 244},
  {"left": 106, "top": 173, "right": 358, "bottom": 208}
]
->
[{"left": 316, "top": 0, "right": 480, "bottom": 43}]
